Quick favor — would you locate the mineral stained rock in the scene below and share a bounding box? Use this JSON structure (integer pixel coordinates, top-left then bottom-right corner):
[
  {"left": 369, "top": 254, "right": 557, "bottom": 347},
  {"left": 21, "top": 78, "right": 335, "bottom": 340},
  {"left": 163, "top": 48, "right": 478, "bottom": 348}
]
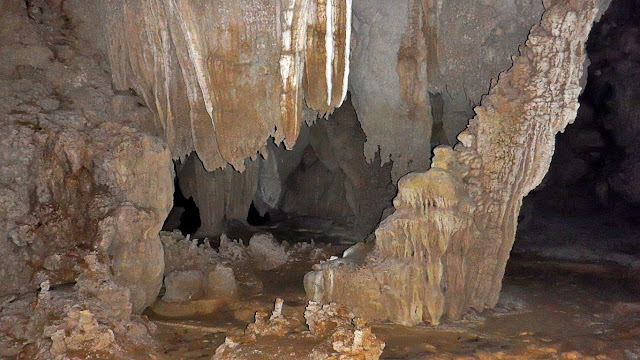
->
[
  {"left": 103, "top": 0, "right": 352, "bottom": 171},
  {"left": 1, "top": 2, "right": 173, "bottom": 357},
  {"left": 0, "top": 0, "right": 173, "bottom": 314},
  {"left": 1, "top": 254, "right": 164, "bottom": 359},
  {"left": 306, "top": 0, "right": 611, "bottom": 326}
]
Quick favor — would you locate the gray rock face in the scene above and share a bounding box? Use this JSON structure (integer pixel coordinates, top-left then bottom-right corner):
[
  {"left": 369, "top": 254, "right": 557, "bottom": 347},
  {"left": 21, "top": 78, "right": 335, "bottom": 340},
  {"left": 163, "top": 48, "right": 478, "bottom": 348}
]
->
[
  {"left": 350, "top": 0, "right": 429, "bottom": 181},
  {"left": 349, "top": 0, "right": 544, "bottom": 181}
]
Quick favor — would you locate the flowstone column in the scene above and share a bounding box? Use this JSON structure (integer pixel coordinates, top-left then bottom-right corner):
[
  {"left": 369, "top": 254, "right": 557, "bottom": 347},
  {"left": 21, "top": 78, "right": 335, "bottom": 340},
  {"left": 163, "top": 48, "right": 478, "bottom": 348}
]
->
[{"left": 305, "top": 0, "right": 610, "bottom": 325}]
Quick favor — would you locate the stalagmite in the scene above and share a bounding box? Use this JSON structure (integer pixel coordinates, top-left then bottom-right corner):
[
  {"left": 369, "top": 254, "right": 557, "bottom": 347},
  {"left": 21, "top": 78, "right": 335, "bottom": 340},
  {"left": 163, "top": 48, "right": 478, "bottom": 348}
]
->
[{"left": 305, "top": 0, "right": 611, "bottom": 326}]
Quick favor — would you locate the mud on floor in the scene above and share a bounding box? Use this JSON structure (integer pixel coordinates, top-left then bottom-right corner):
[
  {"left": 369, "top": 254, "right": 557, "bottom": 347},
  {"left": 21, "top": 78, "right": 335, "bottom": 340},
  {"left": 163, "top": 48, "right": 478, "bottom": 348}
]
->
[{"left": 147, "top": 250, "right": 640, "bottom": 359}]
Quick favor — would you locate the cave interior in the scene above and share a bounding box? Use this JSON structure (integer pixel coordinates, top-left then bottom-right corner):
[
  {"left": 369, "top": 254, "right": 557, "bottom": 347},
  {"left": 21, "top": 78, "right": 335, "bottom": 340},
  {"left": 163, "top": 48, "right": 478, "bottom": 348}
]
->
[{"left": 0, "top": 0, "right": 639, "bottom": 359}]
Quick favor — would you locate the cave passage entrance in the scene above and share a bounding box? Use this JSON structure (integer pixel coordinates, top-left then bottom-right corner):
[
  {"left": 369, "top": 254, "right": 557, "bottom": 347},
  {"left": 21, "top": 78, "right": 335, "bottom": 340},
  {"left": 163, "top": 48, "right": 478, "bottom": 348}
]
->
[
  {"left": 161, "top": 95, "right": 395, "bottom": 245},
  {"left": 514, "top": 0, "right": 640, "bottom": 261},
  {"left": 162, "top": 175, "right": 201, "bottom": 236}
]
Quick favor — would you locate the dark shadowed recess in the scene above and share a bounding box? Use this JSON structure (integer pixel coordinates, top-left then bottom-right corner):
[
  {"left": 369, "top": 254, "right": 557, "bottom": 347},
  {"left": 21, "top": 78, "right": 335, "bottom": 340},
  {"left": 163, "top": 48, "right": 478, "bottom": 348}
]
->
[
  {"left": 162, "top": 175, "right": 201, "bottom": 236},
  {"left": 514, "top": 0, "right": 640, "bottom": 269}
]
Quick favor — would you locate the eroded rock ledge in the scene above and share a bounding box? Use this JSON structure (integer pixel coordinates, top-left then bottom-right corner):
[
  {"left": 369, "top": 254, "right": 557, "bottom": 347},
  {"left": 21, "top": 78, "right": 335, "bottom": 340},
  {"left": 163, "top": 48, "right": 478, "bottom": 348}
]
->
[{"left": 305, "top": 0, "right": 610, "bottom": 326}]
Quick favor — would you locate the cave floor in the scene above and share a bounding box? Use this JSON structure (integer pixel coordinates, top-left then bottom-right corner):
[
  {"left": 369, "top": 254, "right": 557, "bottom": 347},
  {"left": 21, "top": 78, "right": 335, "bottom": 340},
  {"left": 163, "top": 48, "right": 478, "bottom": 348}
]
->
[{"left": 148, "top": 215, "right": 640, "bottom": 359}]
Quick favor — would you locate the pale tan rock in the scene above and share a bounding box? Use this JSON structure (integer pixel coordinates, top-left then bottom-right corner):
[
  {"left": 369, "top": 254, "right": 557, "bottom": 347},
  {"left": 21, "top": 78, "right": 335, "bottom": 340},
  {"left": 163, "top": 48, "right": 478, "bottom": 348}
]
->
[
  {"left": 205, "top": 265, "right": 238, "bottom": 300},
  {"left": 103, "top": 0, "right": 352, "bottom": 170},
  {"left": 306, "top": 0, "right": 609, "bottom": 326},
  {"left": 248, "top": 233, "right": 289, "bottom": 271},
  {"left": 162, "top": 270, "right": 205, "bottom": 303}
]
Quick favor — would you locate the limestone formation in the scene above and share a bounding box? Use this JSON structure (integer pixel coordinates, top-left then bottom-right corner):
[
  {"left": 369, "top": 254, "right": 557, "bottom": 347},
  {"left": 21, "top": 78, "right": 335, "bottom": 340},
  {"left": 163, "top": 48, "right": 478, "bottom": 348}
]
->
[
  {"left": 248, "top": 233, "right": 289, "bottom": 270},
  {"left": 103, "top": 0, "right": 352, "bottom": 171},
  {"left": 0, "top": 0, "right": 172, "bottom": 314},
  {"left": 306, "top": 0, "right": 610, "bottom": 325},
  {"left": 1, "top": 0, "right": 633, "bottom": 358},
  {"left": 349, "top": 0, "right": 544, "bottom": 180},
  {"left": 212, "top": 299, "right": 385, "bottom": 360},
  {"left": 98, "top": 0, "right": 543, "bottom": 182}
]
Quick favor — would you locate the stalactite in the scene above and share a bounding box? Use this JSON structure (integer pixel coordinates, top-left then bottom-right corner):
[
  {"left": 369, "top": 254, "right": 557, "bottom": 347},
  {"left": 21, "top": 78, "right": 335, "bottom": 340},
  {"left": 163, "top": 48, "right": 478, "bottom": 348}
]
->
[
  {"left": 397, "top": 0, "right": 432, "bottom": 145},
  {"left": 104, "top": 0, "right": 352, "bottom": 171},
  {"left": 303, "top": 0, "right": 351, "bottom": 116}
]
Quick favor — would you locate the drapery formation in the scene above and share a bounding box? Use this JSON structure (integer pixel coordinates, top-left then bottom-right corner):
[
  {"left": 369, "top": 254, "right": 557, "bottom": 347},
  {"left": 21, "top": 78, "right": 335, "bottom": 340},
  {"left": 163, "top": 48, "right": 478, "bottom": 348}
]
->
[{"left": 104, "top": 0, "right": 351, "bottom": 171}]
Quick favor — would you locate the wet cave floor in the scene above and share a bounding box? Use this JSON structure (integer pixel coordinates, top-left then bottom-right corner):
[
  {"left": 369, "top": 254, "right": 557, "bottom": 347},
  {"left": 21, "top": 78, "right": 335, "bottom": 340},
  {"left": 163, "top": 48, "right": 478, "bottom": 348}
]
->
[{"left": 148, "top": 216, "right": 640, "bottom": 360}]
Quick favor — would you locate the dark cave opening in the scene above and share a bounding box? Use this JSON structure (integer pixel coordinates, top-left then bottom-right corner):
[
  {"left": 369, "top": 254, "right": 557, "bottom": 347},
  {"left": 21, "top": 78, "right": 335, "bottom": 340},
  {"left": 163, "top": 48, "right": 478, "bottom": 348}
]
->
[
  {"left": 162, "top": 175, "right": 202, "bottom": 236},
  {"left": 167, "top": 95, "right": 395, "bottom": 243},
  {"left": 246, "top": 201, "right": 270, "bottom": 226},
  {"left": 511, "top": 0, "right": 640, "bottom": 280},
  {"left": 497, "top": 6, "right": 640, "bottom": 346}
]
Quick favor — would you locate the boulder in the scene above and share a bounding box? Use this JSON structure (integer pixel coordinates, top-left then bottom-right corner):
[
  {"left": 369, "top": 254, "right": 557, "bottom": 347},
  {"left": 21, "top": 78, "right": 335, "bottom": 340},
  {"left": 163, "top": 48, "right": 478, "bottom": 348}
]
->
[
  {"left": 248, "top": 233, "right": 288, "bottom": 271},
  {"left": 162, "top": 270, "right": 205, "bottom": 303}
]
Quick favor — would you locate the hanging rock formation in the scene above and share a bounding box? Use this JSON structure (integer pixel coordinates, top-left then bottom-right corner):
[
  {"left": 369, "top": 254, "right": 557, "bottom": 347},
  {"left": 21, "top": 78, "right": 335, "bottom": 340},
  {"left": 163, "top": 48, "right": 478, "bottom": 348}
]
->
[
  {"left": 103, "top": 0, "right": 352, "bottom": 171},
  {"left": 350, "top": 0, "right": 544, "bottom": 181},
  {"left": 305, "top": 0, "right": 610, "bottom": 326},
  {"left": 176, "top": 154, "right": 259, "bottom": 237}
]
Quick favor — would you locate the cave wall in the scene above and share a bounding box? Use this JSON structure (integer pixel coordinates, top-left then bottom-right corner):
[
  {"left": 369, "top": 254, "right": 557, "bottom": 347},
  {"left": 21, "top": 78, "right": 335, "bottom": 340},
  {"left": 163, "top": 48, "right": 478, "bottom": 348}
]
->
[{"left": 0, "top": 0, "right": 173, "bottom": 313}]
